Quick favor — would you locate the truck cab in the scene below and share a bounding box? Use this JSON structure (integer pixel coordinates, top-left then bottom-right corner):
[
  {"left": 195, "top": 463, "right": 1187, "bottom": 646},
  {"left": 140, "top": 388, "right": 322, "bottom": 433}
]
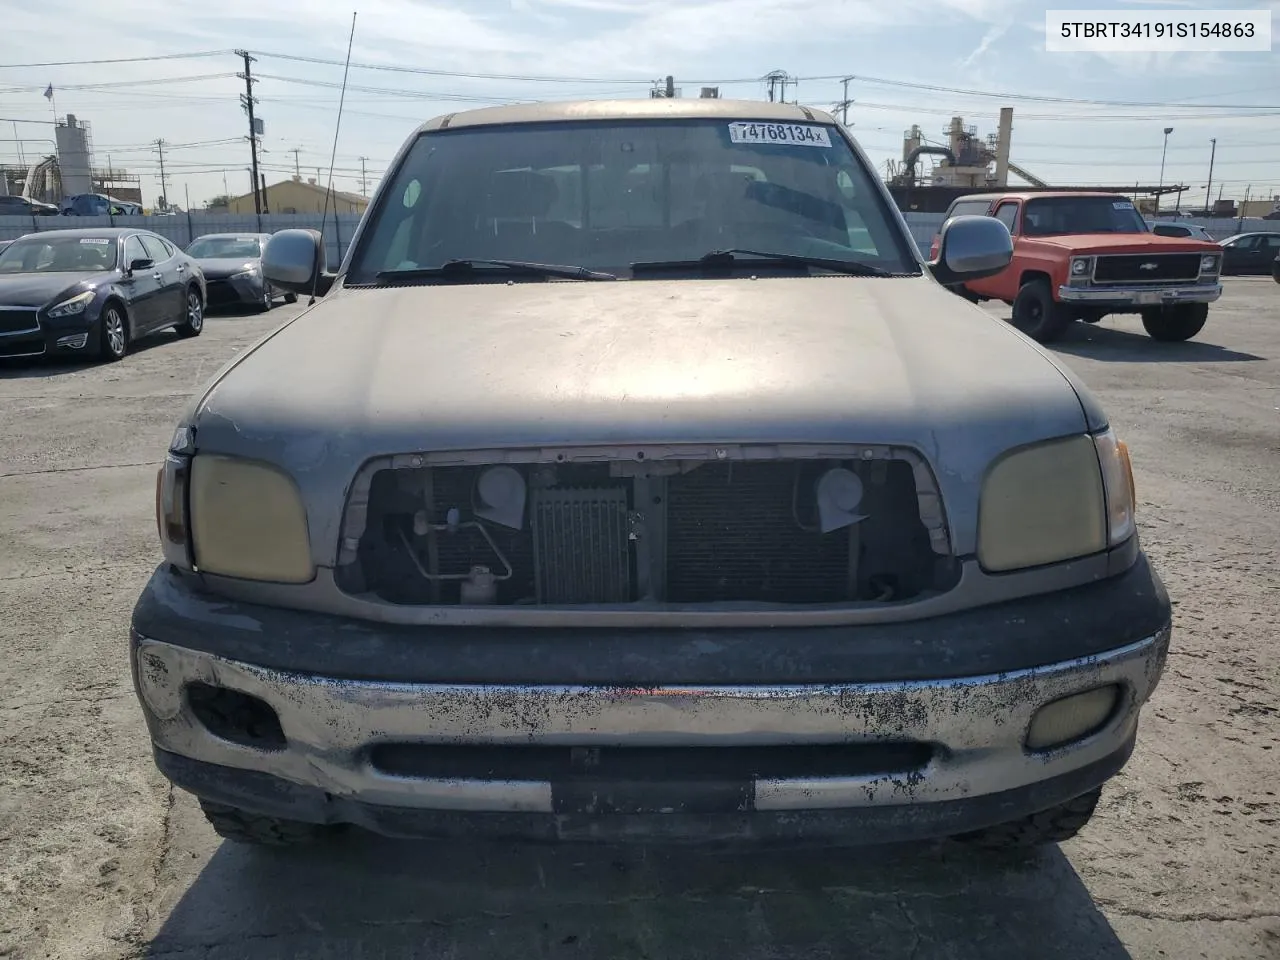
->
[{"left": 931, "top": 192, "right": 1223, "bottom": 343}]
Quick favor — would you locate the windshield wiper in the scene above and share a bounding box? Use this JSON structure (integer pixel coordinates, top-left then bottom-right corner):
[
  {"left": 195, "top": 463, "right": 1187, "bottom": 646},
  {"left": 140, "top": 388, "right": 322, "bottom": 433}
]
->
[
  {"left": 630, "top": 248, "right": 897, "bottom": 277},
  {"left": 376, "top": 258, "right": 616, "bottom": 282}
]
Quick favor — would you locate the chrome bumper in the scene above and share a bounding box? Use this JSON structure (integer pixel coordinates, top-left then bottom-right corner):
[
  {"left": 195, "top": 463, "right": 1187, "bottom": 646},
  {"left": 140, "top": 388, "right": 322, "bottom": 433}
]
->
[
  {"left": 133, "top": 626, "right": 1169, "bottom": 816},
  {"left": 1058, "top": 282, "right": 1222, "bottom": 305}
]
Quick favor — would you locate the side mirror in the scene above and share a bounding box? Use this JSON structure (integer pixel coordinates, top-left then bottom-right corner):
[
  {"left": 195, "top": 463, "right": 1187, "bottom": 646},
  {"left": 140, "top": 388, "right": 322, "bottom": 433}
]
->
[
  {"left": 928, "top": 215, "right": 1012, "bottom": 285},
  {"left": 263, "top": 228, "right": 335, "bottom": 297},
  {"left": 128, "top": 257, "right": 153, "bottom": 273}
]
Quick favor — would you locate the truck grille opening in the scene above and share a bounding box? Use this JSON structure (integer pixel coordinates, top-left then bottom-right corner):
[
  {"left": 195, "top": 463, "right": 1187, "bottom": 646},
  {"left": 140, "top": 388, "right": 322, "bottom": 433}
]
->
[
  {"left": 339, "top": 454, "right": 954, "bottom": 608},
  {"left": 1093, "top": 253, "right": 1201, "bottom": 284}
]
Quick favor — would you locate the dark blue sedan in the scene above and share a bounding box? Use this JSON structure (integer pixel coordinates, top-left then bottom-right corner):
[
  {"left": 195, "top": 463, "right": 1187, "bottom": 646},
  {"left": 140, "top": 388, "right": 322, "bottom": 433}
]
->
[{"left": 0, "top": 228, "right": 206, "bottom": 362}]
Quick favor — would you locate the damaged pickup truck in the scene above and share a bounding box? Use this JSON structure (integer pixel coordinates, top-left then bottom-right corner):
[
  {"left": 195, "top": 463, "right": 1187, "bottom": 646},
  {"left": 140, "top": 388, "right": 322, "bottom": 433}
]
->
[{"left": 131, "top": 98, "right": 1172, "bottom": 849}]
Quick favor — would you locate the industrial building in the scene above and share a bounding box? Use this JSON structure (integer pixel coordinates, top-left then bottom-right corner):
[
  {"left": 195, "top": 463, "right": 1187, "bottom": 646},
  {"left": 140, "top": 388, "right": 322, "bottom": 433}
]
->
[
  {"left": 885, "top": 107, "right": 1187, "bottom": 213},
  {"left": 0, "top": 114, "right": 142, "bottom": 207}
]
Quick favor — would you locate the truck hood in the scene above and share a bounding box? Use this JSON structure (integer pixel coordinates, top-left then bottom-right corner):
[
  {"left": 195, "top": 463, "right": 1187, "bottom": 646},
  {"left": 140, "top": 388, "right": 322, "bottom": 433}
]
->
[
  {"left": 191, "top": 275, "right": 1097, "bottom": 560},
  {"left": 1022, "top": 233, "right": 1220, "bottom": 254}
]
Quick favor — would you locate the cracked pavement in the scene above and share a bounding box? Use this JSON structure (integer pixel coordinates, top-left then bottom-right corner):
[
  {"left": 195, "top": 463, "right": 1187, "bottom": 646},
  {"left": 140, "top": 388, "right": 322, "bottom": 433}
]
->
[{"left": 1, "top": 284, "right": 1278, "bottom": 959}]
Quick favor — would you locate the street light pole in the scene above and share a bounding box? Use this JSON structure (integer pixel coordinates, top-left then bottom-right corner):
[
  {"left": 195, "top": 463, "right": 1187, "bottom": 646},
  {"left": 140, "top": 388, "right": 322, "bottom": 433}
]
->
[
  {"left": 1205, "top": 138, "right": 1217, "bottom": 217},
  {"left": 1157, "top": 126, "right": 1173, "bottom": 212}
]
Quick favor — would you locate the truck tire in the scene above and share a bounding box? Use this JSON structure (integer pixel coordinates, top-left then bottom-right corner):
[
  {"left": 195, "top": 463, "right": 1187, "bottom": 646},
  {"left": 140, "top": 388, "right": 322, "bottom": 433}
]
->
[
  {"left": 1141, "top": 303, "right": 1208, "bottom": 342},
  {"left": 1010, "top": 280, "right": 1073, "bottom": 343},
  {"left": 954, "top": 787, "right": 1102, "bottom": 850},
  {"left": 198, "top": 798, "right": 337, "bottom": 846}
]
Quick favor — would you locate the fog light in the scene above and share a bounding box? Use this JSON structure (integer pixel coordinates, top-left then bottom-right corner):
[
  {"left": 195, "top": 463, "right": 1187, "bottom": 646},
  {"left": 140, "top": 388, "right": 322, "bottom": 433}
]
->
[
  {"left": 56, "top": 333, "right": 89, "bottom": 349},
  {"left": 1026, "top": 685, "right": 1119, "bottom": 750}
]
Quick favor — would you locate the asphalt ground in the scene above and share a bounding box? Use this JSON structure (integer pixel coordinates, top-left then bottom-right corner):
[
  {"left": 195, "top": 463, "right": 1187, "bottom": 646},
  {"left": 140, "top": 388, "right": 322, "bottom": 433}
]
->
[{"left": 1, "top": 281, "right": 1277, "bottom": 959}]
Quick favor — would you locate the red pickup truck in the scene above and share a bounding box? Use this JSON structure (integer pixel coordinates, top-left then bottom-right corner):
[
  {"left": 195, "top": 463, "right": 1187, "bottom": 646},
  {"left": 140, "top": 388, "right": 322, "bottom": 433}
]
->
[{"left": 930, "top": 191, "right": 1223, "bottom": 343}]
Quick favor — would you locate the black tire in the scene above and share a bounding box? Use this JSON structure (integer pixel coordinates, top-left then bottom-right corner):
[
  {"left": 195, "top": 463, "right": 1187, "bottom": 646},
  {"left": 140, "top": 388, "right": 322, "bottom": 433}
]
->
[
  {"left": 198, "top": 798, "right": 335, "bottom": 847},
  {"left": 284, "top": 291, "right": 299, "bottom": 304},
  {"left": 177, "top": 287, "right": 204, "bottom": 338},
  {"left": 1010, "top": 280, "right": 1073, "bottom": 343},
  {"left": 1141, "top": 303, "right": 1208, "bottom": 342},
  {"left": 258, "top": 284, "right": 275, "bottom": 313},
  {"left": 98, "top": 303, "right": 128, "bottom": 361},
  {"left": 954, "top": 787, "right": 1102, "bottom": 850}
]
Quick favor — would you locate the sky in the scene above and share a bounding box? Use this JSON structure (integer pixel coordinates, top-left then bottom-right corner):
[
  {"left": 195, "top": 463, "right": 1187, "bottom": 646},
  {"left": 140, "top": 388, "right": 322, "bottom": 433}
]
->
[{"left": 0, "top": 0, "right": 1277, "bottom": 210}]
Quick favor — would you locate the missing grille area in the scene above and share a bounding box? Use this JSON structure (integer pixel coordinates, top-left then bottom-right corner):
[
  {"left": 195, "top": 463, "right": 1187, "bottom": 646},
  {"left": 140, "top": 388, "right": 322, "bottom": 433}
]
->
[{"left": 339, "top": 454, "right": 952, "bottom": 607}]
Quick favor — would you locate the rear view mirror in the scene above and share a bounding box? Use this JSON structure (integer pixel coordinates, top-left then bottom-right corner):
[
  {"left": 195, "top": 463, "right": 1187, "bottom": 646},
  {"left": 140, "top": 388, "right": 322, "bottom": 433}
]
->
[
  {"left": 262, "top": 229, "right": 334, "bottom": 297},
  {"left": 928, "top": 215, "right": 1012, "bottom": 285},
  {"left": 128, "top": 258, "right": 153, "bottom": 272}
]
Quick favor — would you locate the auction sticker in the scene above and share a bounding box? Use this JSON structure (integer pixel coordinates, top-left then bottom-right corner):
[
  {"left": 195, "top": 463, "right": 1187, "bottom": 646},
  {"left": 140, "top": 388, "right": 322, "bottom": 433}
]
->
[
  {"left": 79, "top": 238, "right": 111, "bottom": 244},
  {"left": 728, "top": 122, "right": 831, "bottom": 147}
]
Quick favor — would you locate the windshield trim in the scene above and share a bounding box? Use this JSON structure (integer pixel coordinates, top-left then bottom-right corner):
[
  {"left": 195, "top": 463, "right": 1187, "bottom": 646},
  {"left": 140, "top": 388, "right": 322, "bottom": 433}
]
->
[{"left": 341, "top": 117, "right": 922, "bottom": 286}]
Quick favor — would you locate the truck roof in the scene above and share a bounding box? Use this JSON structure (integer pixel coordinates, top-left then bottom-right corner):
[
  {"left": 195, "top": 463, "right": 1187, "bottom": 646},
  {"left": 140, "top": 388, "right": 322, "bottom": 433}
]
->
[
  {"left": 418, "top": 98, "right": 839, "bottom": 133},
  {"left": 952, "top": 191, "right": 1132, "bottom": 205}
]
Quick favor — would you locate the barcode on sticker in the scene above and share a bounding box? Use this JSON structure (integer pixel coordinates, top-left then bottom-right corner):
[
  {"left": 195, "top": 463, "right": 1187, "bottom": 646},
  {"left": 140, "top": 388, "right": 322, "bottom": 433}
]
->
[
  {"left": 80, "top": 238, "right": 111, "bottom": 244},
  {"left": 728, "top": 122, "right": 832, "bottom": 147},
  {"left": 1113, "top": 201, "right": 1135, "bottom": 209}
]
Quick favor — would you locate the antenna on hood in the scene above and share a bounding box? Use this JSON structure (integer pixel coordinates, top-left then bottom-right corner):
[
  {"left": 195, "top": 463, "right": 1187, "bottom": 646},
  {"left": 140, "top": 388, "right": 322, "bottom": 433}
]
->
[{"left": 311, "top": 10, "right": 358, "bottom": 306}]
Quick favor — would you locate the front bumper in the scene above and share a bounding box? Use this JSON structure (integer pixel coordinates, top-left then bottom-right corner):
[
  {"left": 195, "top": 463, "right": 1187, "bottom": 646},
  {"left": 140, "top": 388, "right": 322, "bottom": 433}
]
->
[
  {"left": 204, "top": 274, "right": 265, "bottom": 308},
  {"left": 1057, "top": 281, "right": 1222, "bottom": 307},
  {"left": 131, "top": 556, "right": 1171, "bottom": 845},
  {"left": 0, "top": 312, "right": 98, "bottom": 359}
]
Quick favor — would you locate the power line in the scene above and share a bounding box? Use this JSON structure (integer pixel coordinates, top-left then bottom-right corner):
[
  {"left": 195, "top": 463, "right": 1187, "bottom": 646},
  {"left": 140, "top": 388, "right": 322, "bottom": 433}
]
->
[
  {"left": 0, "top": 73, "right": 238, "bottom": 94},
  {"left": 843, "top": 74, "right": 1280, "bottom": 110},
  {"left": 0, "top": 50, "right": 233, "bottom": 69}
]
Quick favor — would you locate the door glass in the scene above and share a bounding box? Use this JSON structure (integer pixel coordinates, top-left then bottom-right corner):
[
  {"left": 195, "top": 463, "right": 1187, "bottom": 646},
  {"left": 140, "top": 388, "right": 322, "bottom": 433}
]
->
[
  {"left": 124, "top": 236, "right": 149, "bottom": 267},
  {"left": 1232, "top": 236, "right": 1259, "bottom": 250},
  {"left": 994, "top": 203, "right": 1019, "bottom": 233},
  {"left": 140, "top": 236, "right": 169, "bottom": 262}
]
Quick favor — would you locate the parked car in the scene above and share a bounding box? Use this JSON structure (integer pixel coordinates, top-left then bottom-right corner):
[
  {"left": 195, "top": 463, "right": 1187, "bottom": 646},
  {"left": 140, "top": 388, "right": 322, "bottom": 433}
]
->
[
  {"left": 931, "top": 192, "right": 1222, "bottom": 342},
  {"left": 133, "top": 99, "right": 1171, "bottom": 852},
  {"left": 1148, "top": 221, "right": 1216, "bottom": 242},
  {"left": 1218, "top": 232, "right": 1280, "bottom": 276},
  {"left": 185, "top": 233, "right": 297, "bottom": 311},
  {"left": 1272, "top": 251, "right": 1280, "bottom": 284},
  {"left": 0, "top": 195, "right": 60, "bottom": 217},
  {"left": 60, "top": 193, "right": 143, "bottom": 217},
  {"left": 0, "top": 227, "right": 205, "bottom": 361}
]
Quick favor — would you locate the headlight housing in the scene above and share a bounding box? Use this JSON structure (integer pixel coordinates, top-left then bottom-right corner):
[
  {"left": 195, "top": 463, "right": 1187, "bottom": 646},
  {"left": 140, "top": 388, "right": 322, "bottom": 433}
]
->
[
  {"left": 1069, "top": 256, "right": 1093, "bottom": 279},
  {"left": 978, "top": 428, "right": 1138, "bottom": 573},
  {"left": 47, "top": 290, "right": 94, "bottom": 317},
  {"left": 1200, "top": 254, "right": 1220, "bottom": 274},
  {"left": 188, "top": 454, "right": 313, "bottom": 583},
  {"left": 978, "top": 435, "right": 1107, "bottom": 572},
  {"left": 231, "top": 263, "right": 260, "bottom": 279},
  {"left": 155, "top": 429, "right": 314, "bottom": 583}
]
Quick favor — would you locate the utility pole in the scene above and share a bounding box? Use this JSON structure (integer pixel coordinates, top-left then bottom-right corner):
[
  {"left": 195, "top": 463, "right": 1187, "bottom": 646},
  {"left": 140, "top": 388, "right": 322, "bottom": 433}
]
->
[
  {"left": 359, "top": 156, "right": 368, "bottom": 197},
  {"left": 1205, "top": 138, "right": 1216, "bottom": 216},
  {"left": 290, "top": 147, "right": 301, "bottom": 179},
  {"left": 835, "top": 76, "right": 854, "bottom": 126},
  {"left": 1157, "top": 126, "right": 1173, "bottom": 212},
  {"left": 154, "top": 139, "right": 169, "bottom": 211},
  {"left": 236, "top": 49, "right": 262, "bottom": 215},
  {"left": 765, "top": 70, "right": 793, "bottom": 103}
]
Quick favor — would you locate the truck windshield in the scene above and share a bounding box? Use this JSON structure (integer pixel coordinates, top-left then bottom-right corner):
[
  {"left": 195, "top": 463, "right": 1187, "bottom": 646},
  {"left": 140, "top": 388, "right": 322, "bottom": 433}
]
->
[
  {"left": 1022, "top": 196, "right": 1149, "bottom": 236},
  {"left": 347, "top": 118, "right": 918, "bottom": 283}
]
